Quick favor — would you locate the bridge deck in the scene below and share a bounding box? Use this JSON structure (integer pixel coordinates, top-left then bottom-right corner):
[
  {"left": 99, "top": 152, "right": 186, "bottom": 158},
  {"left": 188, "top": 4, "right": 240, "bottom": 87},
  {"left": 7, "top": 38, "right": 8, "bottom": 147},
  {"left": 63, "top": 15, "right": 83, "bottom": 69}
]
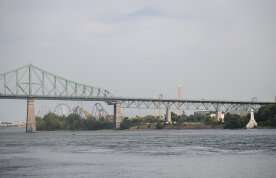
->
[{"left": 0, "top": 95, "right": 274, "bottom": 105}]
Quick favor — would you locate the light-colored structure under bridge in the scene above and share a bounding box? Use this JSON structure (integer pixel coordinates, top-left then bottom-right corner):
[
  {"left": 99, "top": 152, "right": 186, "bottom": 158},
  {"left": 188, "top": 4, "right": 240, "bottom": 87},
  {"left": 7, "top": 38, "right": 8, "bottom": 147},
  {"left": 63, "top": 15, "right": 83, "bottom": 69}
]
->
[{"left": 0, "top": 65, "right": 274, "bottom": 132}]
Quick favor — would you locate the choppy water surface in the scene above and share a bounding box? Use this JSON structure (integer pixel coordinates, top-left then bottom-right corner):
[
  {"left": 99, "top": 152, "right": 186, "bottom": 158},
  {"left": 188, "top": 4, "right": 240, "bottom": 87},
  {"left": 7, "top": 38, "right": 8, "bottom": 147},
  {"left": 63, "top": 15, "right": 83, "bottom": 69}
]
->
[{"left": 0, "top": 128, "right": 276, "bottom": 178}]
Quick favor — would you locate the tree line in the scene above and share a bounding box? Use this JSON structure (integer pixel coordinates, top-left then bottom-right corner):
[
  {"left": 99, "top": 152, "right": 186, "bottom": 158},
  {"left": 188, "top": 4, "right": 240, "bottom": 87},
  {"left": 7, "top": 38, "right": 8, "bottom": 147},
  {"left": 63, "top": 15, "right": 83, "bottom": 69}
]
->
[
  {"left": 36, "top": 104, "right": 276, "bottom": 130},
  {"left": 36, "top": 113, "right": 113, "bottom": 130},
  {"left": 222, "top": 104, "right": 276, "bottom": 129}
]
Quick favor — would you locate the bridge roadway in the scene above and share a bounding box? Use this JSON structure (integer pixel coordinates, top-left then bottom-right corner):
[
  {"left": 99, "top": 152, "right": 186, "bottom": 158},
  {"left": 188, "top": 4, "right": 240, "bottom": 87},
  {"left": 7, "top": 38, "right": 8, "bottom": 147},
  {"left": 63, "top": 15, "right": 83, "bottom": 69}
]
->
[{"left": 0, "top": 94, "right": 274, "bottom": 105}]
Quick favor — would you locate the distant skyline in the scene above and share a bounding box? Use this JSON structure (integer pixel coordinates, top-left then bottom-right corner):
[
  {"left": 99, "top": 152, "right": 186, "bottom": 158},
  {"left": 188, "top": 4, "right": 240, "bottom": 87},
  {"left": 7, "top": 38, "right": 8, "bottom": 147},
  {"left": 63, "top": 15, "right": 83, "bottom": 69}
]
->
[{"left": 0, "top": 0, "right": 275, "bottom": 121}]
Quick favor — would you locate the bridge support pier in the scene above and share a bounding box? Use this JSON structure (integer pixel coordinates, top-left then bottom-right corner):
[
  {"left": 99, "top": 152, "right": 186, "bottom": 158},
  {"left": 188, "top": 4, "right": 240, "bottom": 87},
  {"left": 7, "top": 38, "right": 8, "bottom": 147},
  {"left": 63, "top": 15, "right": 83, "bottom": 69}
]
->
[
  {"left": 26, "top": 99, "right": 36, "bottom": 133},
  {"left": 165, "top": 107, "right": 172, "bottom": 124},
  {"left": 113, "top": 103, "right": 122, "bottom": 129}
]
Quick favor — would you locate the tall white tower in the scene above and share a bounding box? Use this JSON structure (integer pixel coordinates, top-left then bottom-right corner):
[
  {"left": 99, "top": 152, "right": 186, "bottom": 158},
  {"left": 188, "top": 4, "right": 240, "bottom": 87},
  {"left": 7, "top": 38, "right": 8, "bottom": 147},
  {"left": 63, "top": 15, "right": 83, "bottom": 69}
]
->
[
  {"left": 177, "top": 85, "right": 183, "bottom": 100},
  {"left": 246, "top": 109, "right": 258, "bottom": 129},
  {"left": 154, "top": 94, "right": 164, "bottom": 119},
  {"left": 176, "top": 85, "right": 184, "bottom": 115}
]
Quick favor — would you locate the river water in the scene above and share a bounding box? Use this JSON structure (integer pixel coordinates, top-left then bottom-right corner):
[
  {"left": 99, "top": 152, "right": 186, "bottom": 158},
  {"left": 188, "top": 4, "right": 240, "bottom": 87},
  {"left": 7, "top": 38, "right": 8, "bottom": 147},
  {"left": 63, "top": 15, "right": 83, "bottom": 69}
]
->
[{"left": 0, "top": 128, "right": 276, "bottom": 178}]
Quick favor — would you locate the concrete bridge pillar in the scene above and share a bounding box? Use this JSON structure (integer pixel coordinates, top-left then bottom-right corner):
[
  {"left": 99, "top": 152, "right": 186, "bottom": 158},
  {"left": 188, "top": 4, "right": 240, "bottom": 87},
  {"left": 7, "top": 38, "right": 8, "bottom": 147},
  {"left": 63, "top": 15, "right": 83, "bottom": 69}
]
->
[
  {"left": 26, "top": 99, "right": 36, "bottom": 133},
  {"left": 165, "top": 106, "right": 172, "bottom": 124},
  {"left": 113, "top": 103, "right": 122, "bottom": 129}
]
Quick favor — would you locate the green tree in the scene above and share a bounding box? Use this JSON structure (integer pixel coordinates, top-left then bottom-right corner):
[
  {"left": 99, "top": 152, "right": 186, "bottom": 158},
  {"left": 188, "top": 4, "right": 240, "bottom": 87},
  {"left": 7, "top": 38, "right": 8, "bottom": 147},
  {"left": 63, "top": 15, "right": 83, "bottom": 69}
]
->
[
  {"left": 256, "top": 104, "right": 276, "bottom": 127},
  {"left": 36, "top": 116, "right": 46, "bottom": 130},
  {"left": 224, "top": 113, "right": 248, "bottom": 129},
  {"left": 156, "top": 120, "right": 164, "bottom": 129},
  {"left": 43, "top": 113, "right": 63, "bottom": 130},
  {"left": 65, "top": 113, "right": 81, "bottom": 130},
  {"left": 120, "top": 117, "right": 134, "bottom": 129}
]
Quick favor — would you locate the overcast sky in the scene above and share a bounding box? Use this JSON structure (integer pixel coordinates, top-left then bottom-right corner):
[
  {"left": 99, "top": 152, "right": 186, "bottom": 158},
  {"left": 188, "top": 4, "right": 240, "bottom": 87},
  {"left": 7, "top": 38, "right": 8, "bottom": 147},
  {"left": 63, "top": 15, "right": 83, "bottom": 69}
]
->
[{"left": 0, "top": 0, "right": 275, "bottom": 121}]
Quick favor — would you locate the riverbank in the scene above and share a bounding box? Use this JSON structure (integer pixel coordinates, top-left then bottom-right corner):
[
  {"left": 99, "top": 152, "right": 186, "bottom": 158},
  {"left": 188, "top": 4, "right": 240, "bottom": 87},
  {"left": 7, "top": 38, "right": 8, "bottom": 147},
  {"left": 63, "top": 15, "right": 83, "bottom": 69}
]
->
[{"left": 125, "top": 122, "right": 223, "bottom": 130}]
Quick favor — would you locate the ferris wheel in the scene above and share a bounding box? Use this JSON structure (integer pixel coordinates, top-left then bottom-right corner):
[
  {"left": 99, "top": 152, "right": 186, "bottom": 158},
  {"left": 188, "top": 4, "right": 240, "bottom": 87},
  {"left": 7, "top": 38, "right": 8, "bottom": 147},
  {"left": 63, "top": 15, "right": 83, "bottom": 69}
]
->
[{"left": 54, "top": 103, "right": 72, "bottom": 116}]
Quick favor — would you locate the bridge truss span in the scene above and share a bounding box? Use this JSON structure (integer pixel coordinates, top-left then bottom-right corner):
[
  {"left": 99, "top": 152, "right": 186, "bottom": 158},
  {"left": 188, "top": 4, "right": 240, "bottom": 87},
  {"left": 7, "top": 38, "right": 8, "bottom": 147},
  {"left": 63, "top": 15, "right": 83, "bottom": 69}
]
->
[
  {"left": 119, "top": 99, "right": 262, "bottom": 113},
  {"left": 0, "top": 64, "right": 112, "bottom": 98}
]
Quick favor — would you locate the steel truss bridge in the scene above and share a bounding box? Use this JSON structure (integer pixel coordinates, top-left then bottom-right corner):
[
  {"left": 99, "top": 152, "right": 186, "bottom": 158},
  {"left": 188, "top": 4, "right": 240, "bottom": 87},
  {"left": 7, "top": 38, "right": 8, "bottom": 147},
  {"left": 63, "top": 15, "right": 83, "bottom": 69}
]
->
[{"left": 0, "top": 65, "right": 275, "bottom": 131}]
